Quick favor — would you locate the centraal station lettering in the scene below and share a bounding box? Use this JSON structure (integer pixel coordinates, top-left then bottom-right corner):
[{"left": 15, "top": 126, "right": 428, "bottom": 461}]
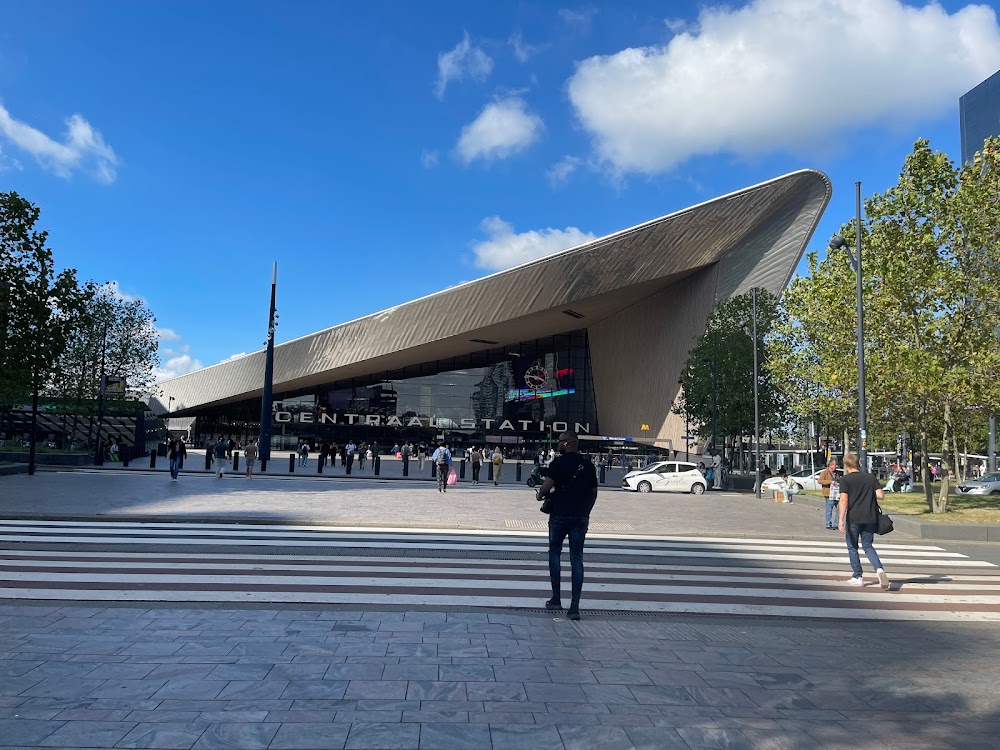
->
[{"left": 272, "top": 411, "right": 590, "bottom": 434}]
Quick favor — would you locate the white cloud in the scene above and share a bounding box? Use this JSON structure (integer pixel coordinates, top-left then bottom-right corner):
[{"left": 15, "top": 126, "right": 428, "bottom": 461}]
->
[
  {"left": 547, "top": 155, "right": 581, "bottom": 187},
  {"left": 0, "top": 103, "right": 118, "bottom": 183},
  {"left": 154, "top": 353, "right": 203, "bottom": 383},
  {"left": 471, "top": 216, "right": 596, "bottom": 271},
  {"left": 509, "top": 31, "right": 545, "bottom": 63},
  {"left": 420, "top": 149, "right": 439, "bottom": 168},
  {"left": 558, "top": 8, "right": 597, "bottom": 31},
  {"left": 99, "top": 280, "right": 139, "bottom": 303},
  {"left": 665, "top": 18, "right": 688, "bottom": 33},
  {"left": 456, "top": 97, "right": 544, "bottom": 164},
  {"left": 220, "top": 351, "right": 250, "bottom": 362},
  {"left": 434, "top": 32, "right": 493, "bottom": 100},
  {"left": 155, "top": 326, "right": 181, "bottom": 343},
  {"left": 566, "top": 0, "right": 1000, "bottom": 175}
]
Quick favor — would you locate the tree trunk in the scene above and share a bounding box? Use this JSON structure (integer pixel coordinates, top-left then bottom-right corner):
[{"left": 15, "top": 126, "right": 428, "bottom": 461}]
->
[
  {"left": 953, "top": 430, "right": 962, "bottom": 483},
  {"left": 843, "top": 427, "right": 850, "bottom": 460},
  {"left": 28, "top": 380, "right": 38, "bottom": 476},
  {"left": 935, "top": 403, "right": 952, "bottom": 513},
  {"left": 920, "top": 429, "right": 933, "bottom": 512}
]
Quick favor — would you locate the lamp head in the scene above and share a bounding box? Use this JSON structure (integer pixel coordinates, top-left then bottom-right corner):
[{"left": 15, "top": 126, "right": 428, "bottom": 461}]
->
[{"left": 829, "top": 235, "right": 848, "bottom": 251}]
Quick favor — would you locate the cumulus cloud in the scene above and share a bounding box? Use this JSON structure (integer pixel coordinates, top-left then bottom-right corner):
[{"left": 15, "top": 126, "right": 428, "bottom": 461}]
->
[
  {"left": 100, "top": 280, "right": 139, "bottom": 303},
  {"left": 471, "top": 216, "right": 596, "bottom": 271},
  {"left": 509, "top": 30, "right": 545, "bottom": 62},
  {"left": 456, "top": 97, "right": 544, "bottom": 164},
  {"left": 434, "top": 32, "right": 493, "bottom": 100},
  {"left": 154, "top": 351, "right": 203, "bottom": 383},
  {"left": 420, "top": 149, "right": 439, "bottom": 168},
  {"left": 220, "top": 351, "right": 250, "bottom": 362},
  {"left": 155, "top": 326, "right": 181, "bottom": 342},
  {"left": 0, "top": 103, "right": 118, "bottom": 183},
  {"left": 547, "top": 155, "right": 582, "bottom": 187},
  {"left": 566, "top": 0, "right": 1000, "bottom": 174}
]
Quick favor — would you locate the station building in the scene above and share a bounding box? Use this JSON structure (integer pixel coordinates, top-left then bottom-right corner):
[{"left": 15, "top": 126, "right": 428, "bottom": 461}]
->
[{"left": 152, "top": 170, "right": 830, "bottom": 458}]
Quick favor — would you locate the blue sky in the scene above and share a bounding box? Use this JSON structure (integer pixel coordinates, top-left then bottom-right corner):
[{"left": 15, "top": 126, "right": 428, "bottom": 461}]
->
[{"left": 2, "top": 0, "right": 1000, "bottom": 380}]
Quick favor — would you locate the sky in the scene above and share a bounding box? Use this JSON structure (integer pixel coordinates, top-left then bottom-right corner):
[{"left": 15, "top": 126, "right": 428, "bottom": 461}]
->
[{"left": 2, "top": 0, "right": 1000, "bottom": 382}]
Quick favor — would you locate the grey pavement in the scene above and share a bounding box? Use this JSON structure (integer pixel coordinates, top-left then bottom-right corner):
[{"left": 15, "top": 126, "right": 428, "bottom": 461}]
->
[
  {"left": 1, "top": 603, "right": 998, "bottom": 749},
  {"left": 0, "top": 468, "right": 861, "bottom": 542}
]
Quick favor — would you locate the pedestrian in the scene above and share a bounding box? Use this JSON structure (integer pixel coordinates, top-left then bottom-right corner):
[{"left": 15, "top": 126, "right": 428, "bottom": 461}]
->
[
  {"left": 491, "top": 446, "right": 503, "bottom": 485},
  {"left": 167, "top": 437, "right": 186, "bottom": 481},
  {"left": 432, "top": 442, "right": 452, "bottom": 493},
  {"left": 470, "top": 446, "right": 483, "bottom": 485},
  {"left": 712, "top": 451, "right": 723, "bottom": 490},
  {"left": 227, "top": 438, "right": 235, "bottom": 460},
  {"left": 345, "top": 440, "right": 356, "bottom": 471},
  {"left": 358, "top": 442, "right": 367, "bottom": 469},
  {"left": 392, "top": 443, "right": 400, "bottom": 455},
  {"left": 401, "top": 441, "right": 411, "bottom": 473},
  {"left": 340, "top": 443, "right": 347, "bottom": 467},
  {"left": 535, "top": 431, "right": 599, "bottom": 621},
  {"left": 818, "top": 459, "right": 840, "bottom": 530},
  {"left": 329, "top": 442, "right": 338, "bottom": 469},
  {"left": 418, "top": 443, "right": 426, "bottom": 471},
  {"left": 244, "top": 440, "right": 258, "bottom": 478},
  {"left": 214, "top": 437, "right": 228, "bottom": 478},
  {"left": 839, "top": 453, "right": 890, "bottom": 590},
  {"left": 299, "top": 441, "right": 309, "bottom": 467}
]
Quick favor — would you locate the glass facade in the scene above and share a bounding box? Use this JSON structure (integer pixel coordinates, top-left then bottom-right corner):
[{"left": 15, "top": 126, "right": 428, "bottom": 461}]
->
[{"left": 960, "top": 69, "right": 1000, "bottom": 164}]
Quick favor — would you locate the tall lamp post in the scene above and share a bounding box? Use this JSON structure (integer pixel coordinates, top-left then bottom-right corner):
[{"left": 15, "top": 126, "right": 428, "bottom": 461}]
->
[
  {"left": 751, "top": 288, "right": 761, "bottom": 498},
  {"left": 829, "top": 181, "right": 867, "bottom": 471},
  {"left": 94, "top": 323, "right": 109, "bottom": 466},
  {"left": 257, "top": 263, "right": 278, "bottom": 467}
]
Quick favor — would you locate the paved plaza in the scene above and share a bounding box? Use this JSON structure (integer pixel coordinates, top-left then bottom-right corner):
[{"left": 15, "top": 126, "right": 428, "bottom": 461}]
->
[{"left": 1, "top": 469, "right": 999, "bottom": 748}]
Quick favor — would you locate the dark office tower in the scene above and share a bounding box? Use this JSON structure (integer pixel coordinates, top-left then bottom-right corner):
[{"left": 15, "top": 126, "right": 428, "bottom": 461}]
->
[{"left": 960, "top": 69, "right": 1000, "bottom": 164}]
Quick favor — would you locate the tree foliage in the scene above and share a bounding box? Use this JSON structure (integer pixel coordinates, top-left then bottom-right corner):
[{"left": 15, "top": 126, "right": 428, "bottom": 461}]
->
[
  {"left": 676, "top": 289, "right": 785, "bottom": 459},
  {"left": 771, "top": 138, "right": 1000, "bottom": 512}
]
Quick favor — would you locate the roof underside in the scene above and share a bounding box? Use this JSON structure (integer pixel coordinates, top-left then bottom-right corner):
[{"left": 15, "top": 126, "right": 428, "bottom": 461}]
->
[{"left": 156, "top": 170, "right": 831, "bottom": 415}]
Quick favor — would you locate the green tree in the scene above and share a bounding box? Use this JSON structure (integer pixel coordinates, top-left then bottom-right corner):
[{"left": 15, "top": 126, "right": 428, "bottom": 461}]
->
[
  {"left": 0, "top": 192, "right": 92, "bottom": 471},
  {"left": 676, "top": 289, "right": 785, "bottom": 466},
  {"left": 50, "top": 282, "right": 161, "bottom": 447},
  {"left": 773, "top": 138, "right": 1000, "bottom": 512}
]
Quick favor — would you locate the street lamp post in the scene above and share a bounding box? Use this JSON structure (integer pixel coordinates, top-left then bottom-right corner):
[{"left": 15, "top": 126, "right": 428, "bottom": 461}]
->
[
  {"left": 94, "top": 323, "right": 108, "bottom": 466},
  {"left": 829, "top": 181, "right": 868, "bottom": 470},
  {"left": 257, "top": 263, "right": 278, "bottom": 467},
  {"left": 751, "top": 288, "right": 761, "bottom": 498}
]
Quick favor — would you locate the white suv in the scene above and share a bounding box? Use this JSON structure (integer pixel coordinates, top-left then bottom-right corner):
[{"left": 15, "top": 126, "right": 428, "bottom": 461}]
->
[{"left": 622, "top": 461, "right": 707, "bottom": 495}]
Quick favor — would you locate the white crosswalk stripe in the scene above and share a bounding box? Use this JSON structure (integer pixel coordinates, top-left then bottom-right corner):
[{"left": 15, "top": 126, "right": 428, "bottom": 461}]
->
[{"left": 1, "top": 519, "right": 998, "bottom": 621}]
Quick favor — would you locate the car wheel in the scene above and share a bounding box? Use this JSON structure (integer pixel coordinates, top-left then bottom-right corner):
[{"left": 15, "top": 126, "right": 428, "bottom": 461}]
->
[
  {"left": 992, "top": 490, "right": 1000, "bottom": 496},
  {"left": 637, "top": 481, "right": 652, "bottom": 493},
  {"left": 691, "top": 482, "right": 706, "bottom": 495}
]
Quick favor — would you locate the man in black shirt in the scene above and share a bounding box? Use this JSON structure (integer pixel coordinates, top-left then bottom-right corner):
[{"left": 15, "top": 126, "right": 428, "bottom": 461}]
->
[
  {"left": 535, "top": 431, "right": 599, "bottom": 620},
  {"left": 838, "top": 453, "right": 889, "bottom": 590}
]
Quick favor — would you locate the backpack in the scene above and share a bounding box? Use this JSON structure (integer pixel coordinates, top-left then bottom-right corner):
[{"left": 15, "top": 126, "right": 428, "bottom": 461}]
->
[{"left": 493, "top": 454, "right": 501, "bottom": 466}]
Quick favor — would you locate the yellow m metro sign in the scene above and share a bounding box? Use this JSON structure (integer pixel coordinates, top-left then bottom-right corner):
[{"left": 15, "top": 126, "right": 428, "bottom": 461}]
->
[{"left": 640, "top": 424, "right": 650, "bottom": 431}]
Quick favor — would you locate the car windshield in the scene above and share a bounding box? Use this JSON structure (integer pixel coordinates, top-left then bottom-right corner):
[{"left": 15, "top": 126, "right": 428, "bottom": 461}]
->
[
  {"left": 790, "top": 471, "right": 813, "bottom": 478},
  {"left": 980, "top": 473, "right": 1000, "bottom": 483}
]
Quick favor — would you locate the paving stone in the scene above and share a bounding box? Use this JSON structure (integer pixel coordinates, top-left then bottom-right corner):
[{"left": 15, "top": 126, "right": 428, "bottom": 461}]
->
[
  {"left": 418, "top": 721, "right": 491, "bottom": 749},
  {"left": 150, "top": 680, "right": 229, "bottom": 701},
  {"left": 116, "top": 722, "right": 208, "bottom": 749},
  {"left": 557, "top": 724, "right": 634, "bottom": 749},
  {"left": 437, "top": 665, "right": 495, "bottom": 682},
  {"left": 675, "top": 726, "right": 756, "bottom": 749},
  {"left": 405, "top": 681, "right": 467, "bottom": 702},
  {"left": 344, "top": 680, "right": 409, "bottom": 699},
  {"left": 0, "top": 718, "right": 65, "bottom": 745},
  {"left": 466, "top": 682, "right": 527, "bottom": 702},
  {"left": 345, "top": 721, "right": 420, "bottom": 749},
  {"left": 334, "top": 710, "right": 403, "bottom": 723},
  {"left": 382, "top": 664, "right": 440, "bottom": 681},
  {"left": 37, "top": 719, "right": 137, "bottom": 747},
  {"left": 281, "top": 681, "right": 350, "bottom": 700},
  {"left": 189, "top": 722, "right": 279, "bottom": 749},
  {"left": 215, "top": 680, "right": 288, "bottom": 701},
  {"left": 269, "top": 721, "right": 350, "bottom": 749},
  {"left": 267, "top": 664, "right": 329, "bottom": 681},
  {"left": 623, "top": 726, "right": 691, "bottom": 749}
]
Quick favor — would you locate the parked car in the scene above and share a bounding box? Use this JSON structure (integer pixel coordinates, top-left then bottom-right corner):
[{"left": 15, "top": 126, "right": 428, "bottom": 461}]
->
[
  {"left": 622, "top": 461, "right": 707, "bottom": 495},
  {"left": 956, "top": 473, "right": 1000, "bottom": 495},
  {"left": 761, "top": 469, "right": 823, "bottom": 493}
]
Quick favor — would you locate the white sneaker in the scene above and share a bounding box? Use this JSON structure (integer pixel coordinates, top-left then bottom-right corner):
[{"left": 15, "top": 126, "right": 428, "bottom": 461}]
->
[
  {"left": 847, "top": 576, "right": 864, "bottom": 586},
  {"left": 876, "top": 568, "right": 890, "bottom": 590}
]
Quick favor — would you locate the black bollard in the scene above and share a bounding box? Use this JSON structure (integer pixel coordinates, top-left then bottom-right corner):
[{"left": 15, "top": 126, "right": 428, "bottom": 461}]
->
[
  {"left": 402, "top": 458, "right": 408, "bottom": 477},
  {"left": 289, "top": 453, "right": 296, "bottom": 473},
  {"left": 431, "top": 463, "right": 437, "bottom": 479},
  {"left": 260, "top": 457, "right": 267, "bottom": 472},
  {"left": 516, "top": 461, "right": 522, "bottom": 482},
  {"left": 122, "top": 448, "right": 130, "bottom": 468},
  {"left": 149, "top": 449, "right": 156, "bottom": 469},
  {"left": 232, "top": 452, "right": 240, "bottom": 472},
  {"left": 373, "top": 456, "right": 380, "bottom": 475},
  {"left": 204, "top": 451, "right": 211, "bottom": 470},
  {"left": 318, "top": 455, "right": 324, "bottom": 474},
  {"left": 488, "top": 462, "right": 494, "bottom": 482},
  {"left": 346, "top": 458, "right": 352, "bottom": 475},
  {"left": 599, "top": 464, "right": 606, "bottom": 484},
  {"left": 460, "top": 459, "right": 466, "bottom": 479}
]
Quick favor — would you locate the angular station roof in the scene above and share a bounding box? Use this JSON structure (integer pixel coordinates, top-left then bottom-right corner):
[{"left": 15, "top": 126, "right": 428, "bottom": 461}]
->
[{"left": 155, "top": 170, "right": 831, "bottom": 416}]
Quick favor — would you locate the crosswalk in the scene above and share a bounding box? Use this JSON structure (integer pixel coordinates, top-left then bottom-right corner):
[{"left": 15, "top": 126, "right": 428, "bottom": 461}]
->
[{"left": 1, "top": 519, "right": 998, "bottom": 621}]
